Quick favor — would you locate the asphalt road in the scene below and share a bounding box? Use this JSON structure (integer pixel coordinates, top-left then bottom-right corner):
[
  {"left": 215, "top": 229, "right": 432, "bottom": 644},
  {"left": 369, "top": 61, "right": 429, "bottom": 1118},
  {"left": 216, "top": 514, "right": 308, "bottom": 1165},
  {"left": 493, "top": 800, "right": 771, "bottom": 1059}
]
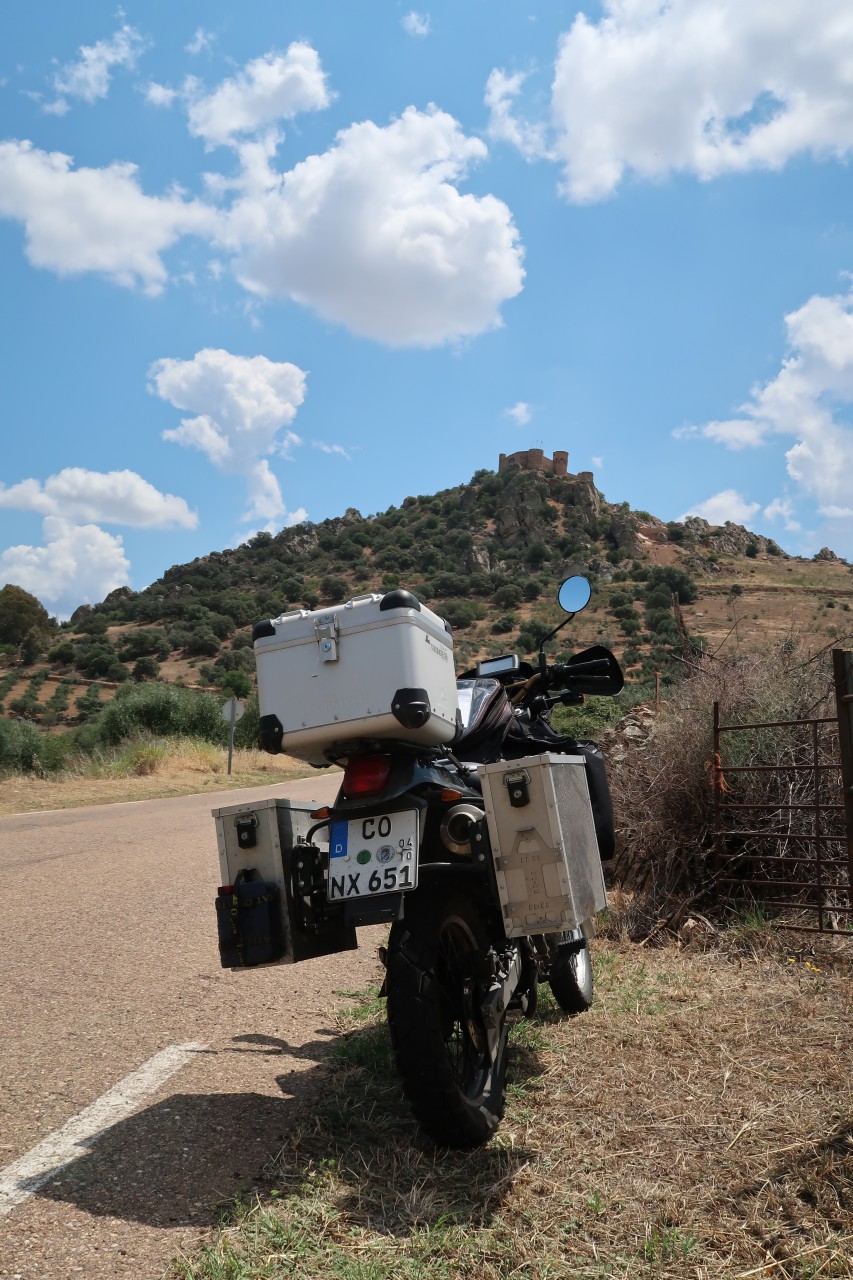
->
[{"left": 0, "top": 777, "right": 384, "bottom": 1279}]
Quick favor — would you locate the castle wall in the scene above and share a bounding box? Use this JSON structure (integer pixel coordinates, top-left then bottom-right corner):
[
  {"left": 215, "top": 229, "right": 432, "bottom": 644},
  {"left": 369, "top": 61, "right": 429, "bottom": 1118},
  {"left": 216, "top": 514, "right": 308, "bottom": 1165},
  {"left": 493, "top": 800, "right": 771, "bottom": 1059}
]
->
[{"left": 498, "top": 449, "right": 569, "bottom": 476}]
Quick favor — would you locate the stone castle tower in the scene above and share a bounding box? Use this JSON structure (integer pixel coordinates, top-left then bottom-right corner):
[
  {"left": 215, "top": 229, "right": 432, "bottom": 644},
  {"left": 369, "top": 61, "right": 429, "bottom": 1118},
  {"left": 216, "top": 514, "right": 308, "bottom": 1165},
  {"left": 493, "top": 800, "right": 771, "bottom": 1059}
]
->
[{"left": 498, "top": 448, "right": 569, "bottom": 476}]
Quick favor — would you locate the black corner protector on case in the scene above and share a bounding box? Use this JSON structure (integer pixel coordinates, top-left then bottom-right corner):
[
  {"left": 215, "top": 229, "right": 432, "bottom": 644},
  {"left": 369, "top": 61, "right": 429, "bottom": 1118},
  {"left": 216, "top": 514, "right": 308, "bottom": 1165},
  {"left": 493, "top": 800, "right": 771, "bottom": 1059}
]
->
[
  {"left": 391, "top": 687, "right": 431, "bottom": 730},
  {"left": 379, "top": 589, "right": 421, "bottom": 612},
  {"left": 252, "top": 619, "right": 276, "bottom": 642},
  {"left": 258, "top": 713, "right": 284, "bottom": 754}
]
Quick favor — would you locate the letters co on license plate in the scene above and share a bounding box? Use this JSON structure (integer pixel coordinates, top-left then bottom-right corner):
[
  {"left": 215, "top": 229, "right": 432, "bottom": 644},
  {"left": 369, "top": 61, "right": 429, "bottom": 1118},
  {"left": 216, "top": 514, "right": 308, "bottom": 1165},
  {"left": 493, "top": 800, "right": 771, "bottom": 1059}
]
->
[{"left": 327, "top": 809, "right": 419, "bottom": 901}]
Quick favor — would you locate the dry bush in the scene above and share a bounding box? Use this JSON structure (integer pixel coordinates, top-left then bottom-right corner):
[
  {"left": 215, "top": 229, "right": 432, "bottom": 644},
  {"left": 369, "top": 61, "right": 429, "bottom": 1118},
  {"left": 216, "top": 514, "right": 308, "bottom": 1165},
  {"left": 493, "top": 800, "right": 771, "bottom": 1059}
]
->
[{"left": 607, "top": 635, "right": 845, "bottom": 931}]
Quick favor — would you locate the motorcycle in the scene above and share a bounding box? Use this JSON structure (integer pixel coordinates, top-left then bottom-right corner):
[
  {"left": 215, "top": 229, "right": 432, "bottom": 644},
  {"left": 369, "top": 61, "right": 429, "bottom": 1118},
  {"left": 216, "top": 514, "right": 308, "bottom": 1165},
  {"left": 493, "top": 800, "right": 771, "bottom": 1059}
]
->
[{"left": 308, "top": 575, "right": 624, "bottom": 1148}]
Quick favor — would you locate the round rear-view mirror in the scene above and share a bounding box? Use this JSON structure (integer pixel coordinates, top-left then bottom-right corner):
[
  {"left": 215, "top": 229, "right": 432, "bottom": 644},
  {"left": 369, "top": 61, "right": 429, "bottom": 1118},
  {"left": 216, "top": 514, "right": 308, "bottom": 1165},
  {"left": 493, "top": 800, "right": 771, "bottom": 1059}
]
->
[{"left": 558, "top": 575, "right": 592, "bottom": 614}]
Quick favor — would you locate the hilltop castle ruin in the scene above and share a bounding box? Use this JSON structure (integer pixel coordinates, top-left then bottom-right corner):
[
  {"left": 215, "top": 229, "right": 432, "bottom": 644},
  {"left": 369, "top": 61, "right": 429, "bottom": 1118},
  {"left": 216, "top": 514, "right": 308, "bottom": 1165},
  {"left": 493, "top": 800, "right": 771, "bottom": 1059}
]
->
[{"left": 498, "top": 448, "right": 569, "bottom": 476}]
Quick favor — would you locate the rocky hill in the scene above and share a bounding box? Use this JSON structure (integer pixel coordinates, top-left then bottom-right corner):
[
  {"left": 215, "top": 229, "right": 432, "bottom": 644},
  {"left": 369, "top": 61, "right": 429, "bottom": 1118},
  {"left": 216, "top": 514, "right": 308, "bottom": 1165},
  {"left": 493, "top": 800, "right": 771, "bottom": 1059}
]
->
[{"left": 2, "top": 460, "right": 852, "bottom": 730}]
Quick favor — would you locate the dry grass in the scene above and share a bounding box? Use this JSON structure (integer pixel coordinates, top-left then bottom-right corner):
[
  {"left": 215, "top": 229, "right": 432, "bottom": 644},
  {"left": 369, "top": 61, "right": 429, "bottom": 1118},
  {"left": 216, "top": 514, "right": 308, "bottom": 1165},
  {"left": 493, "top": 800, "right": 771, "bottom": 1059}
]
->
[
  {"left": 174, "top": 933, "right": 853, "bottom": 1279},
  {"left": 0, "top": 741, "right": 333, "bottom": 814}
]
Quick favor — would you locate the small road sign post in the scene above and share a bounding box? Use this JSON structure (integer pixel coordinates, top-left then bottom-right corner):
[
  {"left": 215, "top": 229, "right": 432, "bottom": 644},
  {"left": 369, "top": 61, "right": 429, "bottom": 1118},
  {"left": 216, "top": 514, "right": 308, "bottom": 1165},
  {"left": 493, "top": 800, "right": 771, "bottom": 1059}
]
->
[{"left": 220, "top": 698, "right": 245, "bottom": 776}]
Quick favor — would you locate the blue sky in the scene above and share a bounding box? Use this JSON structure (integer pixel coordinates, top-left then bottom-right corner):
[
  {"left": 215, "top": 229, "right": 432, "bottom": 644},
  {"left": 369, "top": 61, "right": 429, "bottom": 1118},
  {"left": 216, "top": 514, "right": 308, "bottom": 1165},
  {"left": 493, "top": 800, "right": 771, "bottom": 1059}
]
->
[{"left": 3, "top": 0, "right": 853, "bottom": 617}]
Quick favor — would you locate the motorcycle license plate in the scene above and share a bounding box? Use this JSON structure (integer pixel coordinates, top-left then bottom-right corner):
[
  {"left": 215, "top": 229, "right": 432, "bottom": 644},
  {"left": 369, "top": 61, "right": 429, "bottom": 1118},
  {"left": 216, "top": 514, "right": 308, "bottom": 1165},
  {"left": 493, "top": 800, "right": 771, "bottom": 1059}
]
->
[{"left": 327, "top": 810, "right": 419, "bottom": 901}]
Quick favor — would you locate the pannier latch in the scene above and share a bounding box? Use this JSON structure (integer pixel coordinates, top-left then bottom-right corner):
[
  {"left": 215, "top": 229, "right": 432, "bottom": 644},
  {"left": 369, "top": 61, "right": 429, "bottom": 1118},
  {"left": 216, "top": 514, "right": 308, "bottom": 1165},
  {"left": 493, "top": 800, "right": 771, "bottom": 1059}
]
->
[
  {"left": 235, "top": 814, "right": 258, "bottom": 849},
  {"left": 314, "top": 615, "right": 339, "bottom": 662},
  {"left": 504, "top": 770, "right": 531, "bottom": 808}
]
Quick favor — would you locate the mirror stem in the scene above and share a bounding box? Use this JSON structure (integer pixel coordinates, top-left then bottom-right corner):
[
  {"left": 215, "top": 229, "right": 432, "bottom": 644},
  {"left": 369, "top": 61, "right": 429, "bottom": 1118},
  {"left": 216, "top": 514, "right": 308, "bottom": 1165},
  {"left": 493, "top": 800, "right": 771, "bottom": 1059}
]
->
[{"left": 538, "top": 613, "right": 572, "bottom": 672}]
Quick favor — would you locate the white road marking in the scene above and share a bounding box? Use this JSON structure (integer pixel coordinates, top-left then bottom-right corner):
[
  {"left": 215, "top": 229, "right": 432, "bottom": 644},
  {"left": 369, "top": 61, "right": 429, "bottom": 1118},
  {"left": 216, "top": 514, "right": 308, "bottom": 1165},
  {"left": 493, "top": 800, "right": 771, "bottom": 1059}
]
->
[{"left": 0, "top": 1041, "right": 206, "bottom": 1216}]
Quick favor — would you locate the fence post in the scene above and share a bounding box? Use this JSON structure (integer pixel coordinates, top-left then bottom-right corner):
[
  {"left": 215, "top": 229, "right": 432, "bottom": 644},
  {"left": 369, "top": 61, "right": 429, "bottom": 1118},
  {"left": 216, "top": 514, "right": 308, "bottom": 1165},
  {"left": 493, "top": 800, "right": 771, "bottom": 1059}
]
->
[
  {"left": 832, "top": 649, "right": 853, "bottom": 913},
  {"left": 713, "top": 700, "right": 721, "bottom": 880}
]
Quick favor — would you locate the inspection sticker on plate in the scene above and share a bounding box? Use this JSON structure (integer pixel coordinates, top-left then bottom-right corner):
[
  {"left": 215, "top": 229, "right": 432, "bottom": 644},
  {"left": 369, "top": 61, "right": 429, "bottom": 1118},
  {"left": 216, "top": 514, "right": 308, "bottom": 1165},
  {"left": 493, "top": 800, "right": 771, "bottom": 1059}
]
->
[{"left": 327, "top": 810, "right": 419, "bottom": 900}]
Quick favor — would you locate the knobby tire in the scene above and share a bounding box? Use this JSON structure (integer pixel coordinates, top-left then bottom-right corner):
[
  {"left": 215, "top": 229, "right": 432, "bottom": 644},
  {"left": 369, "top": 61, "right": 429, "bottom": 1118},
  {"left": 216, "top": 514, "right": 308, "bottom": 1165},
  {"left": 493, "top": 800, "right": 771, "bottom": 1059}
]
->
[{"left": 386, "top": 892, "right": 508, "bottom": 1149}]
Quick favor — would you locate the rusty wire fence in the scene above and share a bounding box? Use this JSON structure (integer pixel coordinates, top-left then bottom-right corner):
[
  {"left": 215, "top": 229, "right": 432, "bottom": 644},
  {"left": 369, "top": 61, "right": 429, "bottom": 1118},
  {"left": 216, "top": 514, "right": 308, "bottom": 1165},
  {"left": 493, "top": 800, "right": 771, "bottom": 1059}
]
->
[{"left": 710, "top": 649, "right": 853, "bottom": 934}]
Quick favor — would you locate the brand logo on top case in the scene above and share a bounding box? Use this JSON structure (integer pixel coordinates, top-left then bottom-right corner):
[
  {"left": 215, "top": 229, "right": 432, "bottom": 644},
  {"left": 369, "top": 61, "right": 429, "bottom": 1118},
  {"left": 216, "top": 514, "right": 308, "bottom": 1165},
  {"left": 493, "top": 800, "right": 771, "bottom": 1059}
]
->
[{"left": 424, "top": 634, "right": 449, "bottom": 662}]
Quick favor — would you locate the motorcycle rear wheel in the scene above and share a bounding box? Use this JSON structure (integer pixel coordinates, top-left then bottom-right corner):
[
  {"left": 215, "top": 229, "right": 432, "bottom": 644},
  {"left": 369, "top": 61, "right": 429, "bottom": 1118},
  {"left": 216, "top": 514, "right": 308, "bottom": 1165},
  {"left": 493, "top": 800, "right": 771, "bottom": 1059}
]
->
[
  {"left": 548, "top": 925, "right": 594, "bottom": 1015},
  {"left": 386, "top": 892, "right": 508, "bottom": 1149}
]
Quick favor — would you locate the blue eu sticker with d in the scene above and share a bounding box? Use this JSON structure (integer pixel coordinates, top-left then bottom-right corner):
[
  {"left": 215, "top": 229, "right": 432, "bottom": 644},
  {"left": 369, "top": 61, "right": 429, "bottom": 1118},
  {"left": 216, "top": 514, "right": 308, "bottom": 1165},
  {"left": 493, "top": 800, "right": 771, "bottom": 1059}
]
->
[{"left": 330, "top": 821, "right": 348, "bottom": 859}]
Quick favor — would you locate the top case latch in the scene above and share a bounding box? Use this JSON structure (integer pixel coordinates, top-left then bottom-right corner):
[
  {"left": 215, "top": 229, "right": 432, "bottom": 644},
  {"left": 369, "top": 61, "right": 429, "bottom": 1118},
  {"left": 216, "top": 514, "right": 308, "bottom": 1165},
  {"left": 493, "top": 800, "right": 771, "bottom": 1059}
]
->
[{"left": 314, "top": 615, "right": 339, "bottom": 662}]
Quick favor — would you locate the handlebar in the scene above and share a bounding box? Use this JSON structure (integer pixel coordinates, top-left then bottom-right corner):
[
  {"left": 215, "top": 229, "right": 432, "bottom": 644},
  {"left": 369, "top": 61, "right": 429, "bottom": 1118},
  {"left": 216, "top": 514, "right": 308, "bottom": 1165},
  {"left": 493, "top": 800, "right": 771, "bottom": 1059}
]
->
[{"left": 552, "top": 658, "right": 611, "bottom": 681}]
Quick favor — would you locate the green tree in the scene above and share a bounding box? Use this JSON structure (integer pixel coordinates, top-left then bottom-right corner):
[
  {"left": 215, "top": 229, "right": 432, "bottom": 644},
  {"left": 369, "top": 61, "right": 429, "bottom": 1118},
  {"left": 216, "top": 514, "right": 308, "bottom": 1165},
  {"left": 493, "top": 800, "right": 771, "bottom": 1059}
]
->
[
  {"left": 221, "top": 669, "right": 252, "bottom": 698},
  {"left": 132, "top": 655, "right": 161, "bottom": 682},
  {"left": 646, "top": 566, "right": 698, "bottom": 604},
  {"left": 0, "top": 585, "right": 50, "bottom": 646},
  {"left": 494, "top": 583, "right": 523, "bottom": 609},
  {"left": 20, "top": 627, "right": 48, "bottom": 665},
  {"left": 119, "top": 628, "right": 171, "bottom": 661},
  {"left": 320, "top": 575, "right": 349, "bottom": 601}
]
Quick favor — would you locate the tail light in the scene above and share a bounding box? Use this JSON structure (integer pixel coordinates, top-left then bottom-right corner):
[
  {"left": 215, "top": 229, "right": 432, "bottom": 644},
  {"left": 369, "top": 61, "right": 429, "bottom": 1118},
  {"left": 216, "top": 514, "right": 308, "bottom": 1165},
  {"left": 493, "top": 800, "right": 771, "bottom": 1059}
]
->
[{"left": 342, "top": 755, "right": 392, "bottom": 797}]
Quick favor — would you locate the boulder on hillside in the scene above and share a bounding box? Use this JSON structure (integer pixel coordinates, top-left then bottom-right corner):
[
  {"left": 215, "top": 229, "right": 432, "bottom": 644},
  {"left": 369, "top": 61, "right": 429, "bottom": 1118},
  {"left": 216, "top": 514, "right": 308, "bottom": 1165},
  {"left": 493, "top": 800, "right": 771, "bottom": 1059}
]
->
[
  {"left": 682, "top": 517, "right": 788, "bottom": 560},
  {"left": 609, "top": 510, "right": 643, "bottom": 557},
  {"left": 103, "top": 586, "right": 135, "bottom": 606},
  {"left": 467, "top": 545, "right": 492, "bottom": 573},
  {"left": 813, "top": 546, "right": 840, "bottom": 562}
]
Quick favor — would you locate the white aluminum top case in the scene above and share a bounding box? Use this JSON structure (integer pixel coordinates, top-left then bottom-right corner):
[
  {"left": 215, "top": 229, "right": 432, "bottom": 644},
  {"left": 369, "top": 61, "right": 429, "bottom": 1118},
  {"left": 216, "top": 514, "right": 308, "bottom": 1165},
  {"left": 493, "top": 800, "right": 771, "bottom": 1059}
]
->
[{"left": 254, "top": 592, "right": 459, "bottom": 764}]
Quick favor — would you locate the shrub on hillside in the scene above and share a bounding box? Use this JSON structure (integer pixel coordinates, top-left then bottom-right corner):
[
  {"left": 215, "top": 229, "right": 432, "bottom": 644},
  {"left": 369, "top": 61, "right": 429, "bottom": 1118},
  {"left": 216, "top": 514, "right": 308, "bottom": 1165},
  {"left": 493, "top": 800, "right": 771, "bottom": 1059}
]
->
[
  {"left": 132, "top": 656, "right": 161, "bottom": 682},
  {"left": 119, "top": 629, "right": 171, "bottom": 661},
  {"left": 74, "top": 640, "right": 120, "bottom": 678},
  {"left": 94, "top": 683, "right": 226, "bottom": 746},
  {"left": 184, "top": 629, "right": 221, "bottom": 657},
  {"left": 435, "top": 598, "right": 485, "bottom": 629},
  {"left": 646, "top": 566, "right": 697, "bottom": 604},
  {"left": 320, "top": 575, "right": 349, "bottom": 601},
  {"left": 494, "top": 584, "right": 523, "bottom": 610},
  {"left": 432, "top": 573, "right": 470, "bottom": 597},
  {"left": 48, "top": 640, "right": 76, "bottom": 665},
  {"left": 206, "top": 612, "right": 237, "bottom": 640}
]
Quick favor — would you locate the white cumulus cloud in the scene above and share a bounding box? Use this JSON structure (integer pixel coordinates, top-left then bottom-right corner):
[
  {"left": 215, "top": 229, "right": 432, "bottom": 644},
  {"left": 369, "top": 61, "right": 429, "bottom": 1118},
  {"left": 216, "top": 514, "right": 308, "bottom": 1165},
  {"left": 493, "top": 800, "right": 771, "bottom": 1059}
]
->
[
  {"left": 149, "top": 348, "right": 308, "bottom": 524},
  {"left": 402, "top": 12, "right": 430, "bottom": 37},
  {"left": 145, "top": 81, "right": 178, "bottom": 108},
  {"left": 485, "top": 70, "right": 550, "bottom": 161},
  {"left": 0, "top": 140, "right": 216, "bottom": 294},
  {"left": 220, "top": 106, "right": 525, "bottom": 346},
  {"left": 505, "top": 401, "right": 532, "bottom": 425},
  {"left": 186, "top": 28, "right": 215, "bottom": 57},
  {"left": 0, "top": 468, "right": 196, "bottom": 528},
  {"left": 313, "top": 441, "right": 351, "bottom": 459},
  {"left": 549, "top": 0, "right": 853, "bottom": 202},
  {"left": 187, "top": 43, "right": 332, "bottom": 147},
  {"left": 764, "top": 496, "right": 801, "bottom": 531},
  {"left": 1, "top": 101, "right": 523, "bottom": 346},
  {"left": 48, "top": 23, "right": 146, "bottom": 115},
  {"left": 680, "top": 489, "right": 761, "bottom": 525},
  {"left": 688, "top": 284, "right": 853, "bottom": 520},
  {"left": 0, "top": 517, "right": 130, "bottom": 619}
]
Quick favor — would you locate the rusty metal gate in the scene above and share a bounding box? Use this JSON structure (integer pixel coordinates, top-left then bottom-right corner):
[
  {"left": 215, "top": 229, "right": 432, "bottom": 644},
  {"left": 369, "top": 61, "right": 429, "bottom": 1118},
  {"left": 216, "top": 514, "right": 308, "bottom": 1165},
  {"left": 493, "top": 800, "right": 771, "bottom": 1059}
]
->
[{"left": 711, "top": 649, "right": 853, "bottom": 934}]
